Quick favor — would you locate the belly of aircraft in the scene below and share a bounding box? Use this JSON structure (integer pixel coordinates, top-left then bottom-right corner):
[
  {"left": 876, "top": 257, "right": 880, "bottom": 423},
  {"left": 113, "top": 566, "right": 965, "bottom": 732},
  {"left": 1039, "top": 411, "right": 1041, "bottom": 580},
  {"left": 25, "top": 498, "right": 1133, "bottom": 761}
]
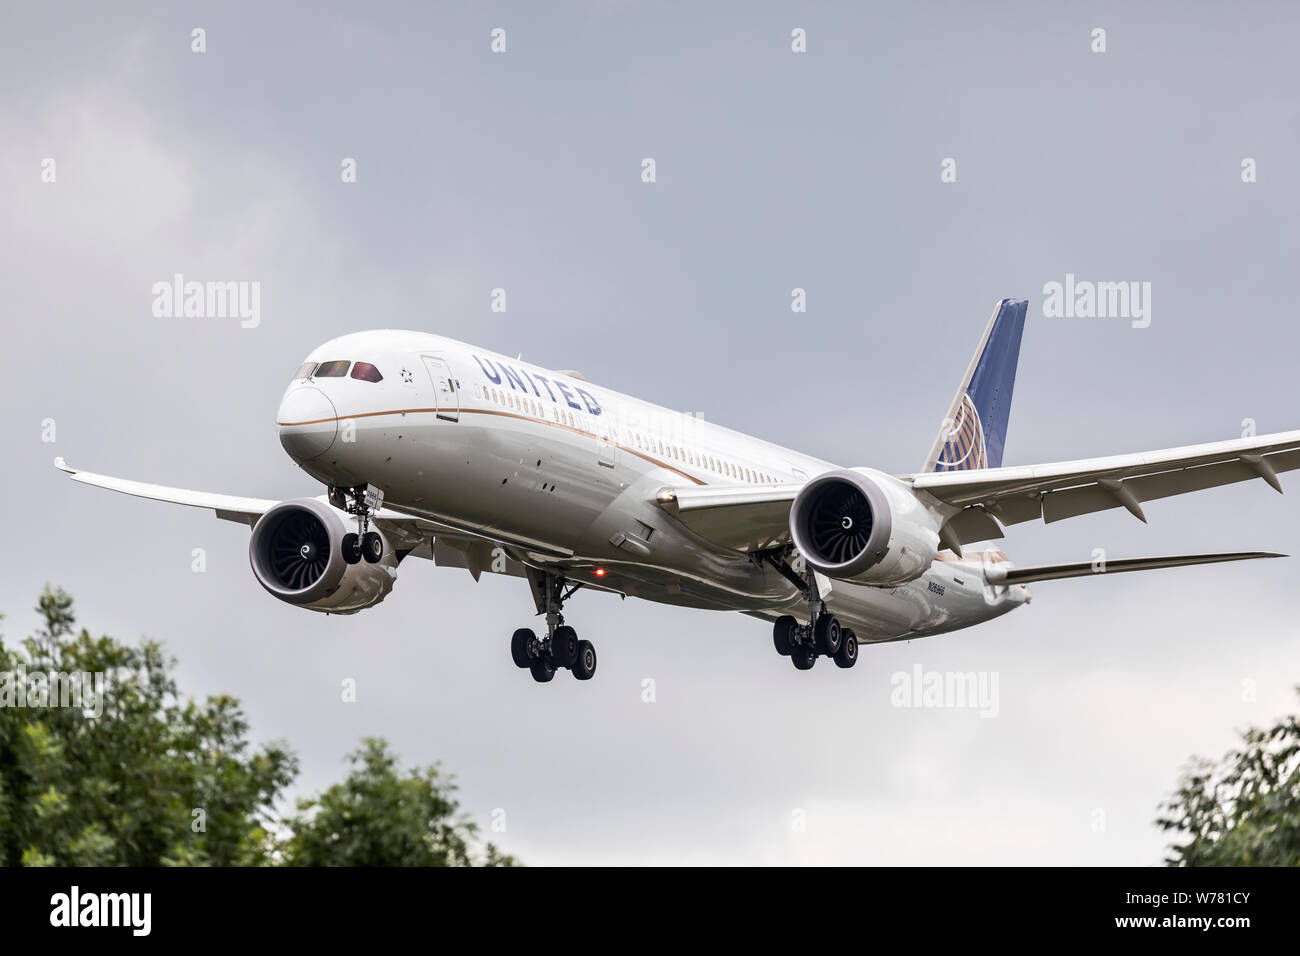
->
[{"left": 336, "top": 413, "right": 1017, "bottom": 635}]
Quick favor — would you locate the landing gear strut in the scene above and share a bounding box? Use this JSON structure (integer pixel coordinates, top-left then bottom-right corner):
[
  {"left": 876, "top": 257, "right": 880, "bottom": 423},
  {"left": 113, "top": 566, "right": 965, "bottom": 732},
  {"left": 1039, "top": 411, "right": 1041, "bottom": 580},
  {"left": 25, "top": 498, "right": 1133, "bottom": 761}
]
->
[
  {"left": 512, "top": 570, "right": 596, "bottom": 682},
  {"left": 333, "top": 484, "right": 385, "bottom": 565},
  {"left": 763, "top": 551, "right": 859, "bottom": 671}
]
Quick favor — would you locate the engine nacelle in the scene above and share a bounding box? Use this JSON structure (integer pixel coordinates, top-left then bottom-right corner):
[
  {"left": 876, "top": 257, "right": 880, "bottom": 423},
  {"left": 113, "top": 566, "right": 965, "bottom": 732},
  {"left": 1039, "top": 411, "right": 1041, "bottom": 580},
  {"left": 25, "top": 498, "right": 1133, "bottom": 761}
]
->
[
  {"left": 249, "top": 498, "right": 398, "bottom": 614},
  {"left": 789, "top": 468, "right": 941, "bottom": 587}
]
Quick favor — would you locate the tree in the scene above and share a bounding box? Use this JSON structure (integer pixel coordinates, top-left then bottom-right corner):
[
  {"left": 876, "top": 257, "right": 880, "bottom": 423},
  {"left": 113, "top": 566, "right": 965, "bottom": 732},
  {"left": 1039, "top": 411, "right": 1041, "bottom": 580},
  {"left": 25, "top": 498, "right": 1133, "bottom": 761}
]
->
[
  {"left": 0, "top": 586, "right": 297, "bottom": 865},
  {"left": 284, "top": 737, "right": 518, "bottom": 866},
  {"left": 0, "top": 586, "right": 519, "bottom": 866},
  {"left": 1157, "top": 689, "right": 1300, "bottom": 866}
]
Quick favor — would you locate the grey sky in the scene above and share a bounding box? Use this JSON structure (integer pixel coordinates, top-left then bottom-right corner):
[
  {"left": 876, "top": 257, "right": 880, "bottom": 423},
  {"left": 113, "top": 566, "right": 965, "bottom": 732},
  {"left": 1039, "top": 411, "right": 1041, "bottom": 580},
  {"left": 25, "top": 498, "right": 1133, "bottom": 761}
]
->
[{"left": 2, "top": 2, "right": 1298, "bottom": 864}]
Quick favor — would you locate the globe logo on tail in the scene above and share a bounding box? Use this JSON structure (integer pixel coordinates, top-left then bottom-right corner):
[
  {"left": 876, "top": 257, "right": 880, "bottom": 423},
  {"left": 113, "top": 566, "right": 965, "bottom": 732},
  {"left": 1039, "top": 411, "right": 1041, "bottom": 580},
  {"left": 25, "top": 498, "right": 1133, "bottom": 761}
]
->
[{"left": 937, "top": 394, "right": 988, "bottom": 471}]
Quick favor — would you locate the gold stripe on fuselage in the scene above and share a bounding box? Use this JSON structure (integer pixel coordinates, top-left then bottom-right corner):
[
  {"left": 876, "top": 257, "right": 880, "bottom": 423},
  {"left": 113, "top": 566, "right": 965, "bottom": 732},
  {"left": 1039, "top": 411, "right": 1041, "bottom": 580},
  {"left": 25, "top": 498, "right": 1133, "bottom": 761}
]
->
[{"left": 277, "top": 405, "right": 711, "bottom": 486}]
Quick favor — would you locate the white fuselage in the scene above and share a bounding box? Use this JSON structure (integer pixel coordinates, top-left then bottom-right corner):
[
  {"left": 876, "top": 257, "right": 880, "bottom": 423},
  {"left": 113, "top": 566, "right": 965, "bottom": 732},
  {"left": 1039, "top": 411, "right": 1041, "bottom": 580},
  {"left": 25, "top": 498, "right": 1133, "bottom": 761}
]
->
[{"left": 276, "top": 330, "right": 1029, "bottom": 643}]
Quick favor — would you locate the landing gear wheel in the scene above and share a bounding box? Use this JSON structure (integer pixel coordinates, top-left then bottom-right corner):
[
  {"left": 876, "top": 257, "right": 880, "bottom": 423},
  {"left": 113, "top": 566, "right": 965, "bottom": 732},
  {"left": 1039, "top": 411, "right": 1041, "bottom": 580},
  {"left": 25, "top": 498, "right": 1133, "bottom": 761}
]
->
[
  {"left": 361, "top": 531, "right": 383, "bottom": 563},
  {"left": 772, "top": 615, "right": 797, "bottom": 656},
  {"left": 530, "top": 658, "right": 555, "bottom": 683},
  {"left": 814, "top": 613, "right": 842, "bottom": 656},
  {"left": 572, "top": 640, "right": 597, "bottom": 680},
  {"left": 550, "top": 625, "right": 579, "bottom": 669},
  {"left": 791, "top": 644, "right": 817, "bottom": 670},
  {"left": 341, "top": 532, "right": 362, "bottom": 565},
  {"left": 834, "top": 629, "right": 859, "bottom": 669},
  {"left": 511, "top": 628, "right": 538, "bottom": 669}
]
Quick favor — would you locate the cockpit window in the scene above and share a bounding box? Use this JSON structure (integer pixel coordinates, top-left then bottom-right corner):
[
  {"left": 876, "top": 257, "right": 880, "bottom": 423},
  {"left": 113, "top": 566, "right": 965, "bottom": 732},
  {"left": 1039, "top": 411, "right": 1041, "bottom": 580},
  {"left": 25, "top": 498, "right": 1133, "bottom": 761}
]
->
[
  {"left": 294, "top": 361, "right": 317, "bottom": 380},
  {"left": 351, "top": 362, "right": 383, "bottom": 383},
  {"left": 314, "top": 360, "right": 350, "bottom": 378}
]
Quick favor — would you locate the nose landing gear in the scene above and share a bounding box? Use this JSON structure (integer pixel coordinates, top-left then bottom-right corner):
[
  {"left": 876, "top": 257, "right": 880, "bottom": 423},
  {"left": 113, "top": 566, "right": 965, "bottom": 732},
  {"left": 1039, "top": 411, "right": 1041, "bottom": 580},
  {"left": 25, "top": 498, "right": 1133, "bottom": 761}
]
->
[
  {"left": 333, "top": 484, "right": 386, "bottom": 565},
  {"left": 511, "top": 570, "right": 596, "bottom": 682}
]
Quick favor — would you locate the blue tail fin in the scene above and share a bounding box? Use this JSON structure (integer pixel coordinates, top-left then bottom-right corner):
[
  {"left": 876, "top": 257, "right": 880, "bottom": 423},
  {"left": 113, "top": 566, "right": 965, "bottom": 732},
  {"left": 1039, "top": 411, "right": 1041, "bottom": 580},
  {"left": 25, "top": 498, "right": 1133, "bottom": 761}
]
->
[{"left": 923, "top": 298, "right": 1027, "bottom": 472}]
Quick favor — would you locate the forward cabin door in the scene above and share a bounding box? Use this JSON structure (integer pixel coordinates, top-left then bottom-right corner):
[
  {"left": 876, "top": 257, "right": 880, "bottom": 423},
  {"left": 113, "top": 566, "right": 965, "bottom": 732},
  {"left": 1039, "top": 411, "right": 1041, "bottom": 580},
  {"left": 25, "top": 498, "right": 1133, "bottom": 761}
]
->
[
  {"left": 422, "top": 356, "right": 459, "bottom": 422},
  {"left": 597, "top": 421, "right": 617, "bottom": 469}
]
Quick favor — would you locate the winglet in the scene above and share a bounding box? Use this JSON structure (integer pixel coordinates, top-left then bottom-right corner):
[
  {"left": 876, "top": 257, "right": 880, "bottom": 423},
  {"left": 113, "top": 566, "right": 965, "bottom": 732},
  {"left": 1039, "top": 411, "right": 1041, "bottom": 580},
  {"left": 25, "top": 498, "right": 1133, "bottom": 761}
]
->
[{"left": 54, "top": 457, "right": 73, "bottom": 474}]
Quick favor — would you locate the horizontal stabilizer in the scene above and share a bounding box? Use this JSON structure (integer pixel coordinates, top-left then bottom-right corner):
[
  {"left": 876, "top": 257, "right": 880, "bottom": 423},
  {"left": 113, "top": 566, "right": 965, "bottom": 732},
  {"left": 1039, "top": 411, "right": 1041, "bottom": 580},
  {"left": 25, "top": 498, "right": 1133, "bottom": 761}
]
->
[{"left": 986, "top": 550, "right": 1284, "bottom": 585}]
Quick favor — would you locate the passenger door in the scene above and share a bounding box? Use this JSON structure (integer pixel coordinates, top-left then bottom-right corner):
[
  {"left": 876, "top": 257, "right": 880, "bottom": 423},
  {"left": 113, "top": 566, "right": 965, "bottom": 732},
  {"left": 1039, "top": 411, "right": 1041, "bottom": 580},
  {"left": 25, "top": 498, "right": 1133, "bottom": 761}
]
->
[
  {"left": 422, "top": 356, "right": 459, "bottom": 422},
  {"left": 597, "top": 420, "right": 617, "bottom": 469}
]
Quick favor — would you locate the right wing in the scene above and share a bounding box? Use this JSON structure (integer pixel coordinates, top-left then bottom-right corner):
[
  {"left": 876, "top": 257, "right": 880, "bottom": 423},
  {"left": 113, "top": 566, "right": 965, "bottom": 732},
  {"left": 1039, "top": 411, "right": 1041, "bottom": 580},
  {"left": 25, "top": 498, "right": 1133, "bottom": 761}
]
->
[
  {"left": 54, "top": 457, "right": 545, "bottom": 578},
  {"left": 55, "top": 456, "right": 277, "bottom": 527},
  {"left": 54, "top": 458, "right": 628, "bottom": 593}
]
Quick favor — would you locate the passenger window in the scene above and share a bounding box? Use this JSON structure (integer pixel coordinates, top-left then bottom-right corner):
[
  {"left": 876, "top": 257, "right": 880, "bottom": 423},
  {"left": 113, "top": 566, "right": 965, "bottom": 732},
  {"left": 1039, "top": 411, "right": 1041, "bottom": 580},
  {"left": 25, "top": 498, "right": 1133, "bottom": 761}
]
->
[
  {"left": 314, "top": 360, "right": 350, "bottom": 378},
  {"left": 351, "top": 362, "right": 383, "bottom": 383},
  {"left": 294, "top": 361, "right": 317, "bottom": 380}
]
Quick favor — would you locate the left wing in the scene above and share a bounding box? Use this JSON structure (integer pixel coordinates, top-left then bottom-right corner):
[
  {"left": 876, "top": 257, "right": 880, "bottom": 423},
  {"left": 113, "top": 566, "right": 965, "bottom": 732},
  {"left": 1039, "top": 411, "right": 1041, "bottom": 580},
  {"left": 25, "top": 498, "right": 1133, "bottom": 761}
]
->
[
  {"left": 986, "top": 550, "right": 1284, "bottom": 585},
  {"left": 652, "top": 428, "right": 1300, "bottom": 552},
  {"left": 911, "top": 428, "right": 1300, "bottom": 540},
  {"left": 653, "top": 483, "right": 803, "bottom": 552}
]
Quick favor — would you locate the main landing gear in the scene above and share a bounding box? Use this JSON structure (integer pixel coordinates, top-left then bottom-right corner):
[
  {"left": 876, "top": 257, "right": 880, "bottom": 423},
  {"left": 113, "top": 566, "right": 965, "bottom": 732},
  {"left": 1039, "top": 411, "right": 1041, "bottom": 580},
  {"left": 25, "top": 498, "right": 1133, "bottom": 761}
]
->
[
  {"left": 333, "top": 484, "right": 385, "bottom": 565},
  {"left": 772, "top": 613, "right": 858, "bottom": 670},
  {"left": 762, "top": 552, "right": 859, "bottom": 672},
  {"left": 511, "top": 571, "right": 596, "bottom": 682}
]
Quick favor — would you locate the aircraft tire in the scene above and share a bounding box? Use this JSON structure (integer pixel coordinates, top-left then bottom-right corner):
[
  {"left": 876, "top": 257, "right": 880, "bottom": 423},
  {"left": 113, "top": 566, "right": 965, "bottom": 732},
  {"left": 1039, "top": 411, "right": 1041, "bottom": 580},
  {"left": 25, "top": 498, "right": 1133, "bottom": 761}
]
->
[
  {"left": 572, "top": 640, "right": 597, "bottom": 680},
  {"left": 772, "top": 615, "right": 798, "bottom": 656},
  {"left": 551, "top": 625, "right": 579, "bottom": 669},
  {"left": 530, "top": 658, "right": 556, "bottom": 683},
  {"left": 511, "top": 628, "right": 537, "bottom": 668},
  {"left": 834, "top": 630, "right": 859, "bottom": 669},
  {"left": 814, "top": 614, "right": 842, "bottom": 656}
]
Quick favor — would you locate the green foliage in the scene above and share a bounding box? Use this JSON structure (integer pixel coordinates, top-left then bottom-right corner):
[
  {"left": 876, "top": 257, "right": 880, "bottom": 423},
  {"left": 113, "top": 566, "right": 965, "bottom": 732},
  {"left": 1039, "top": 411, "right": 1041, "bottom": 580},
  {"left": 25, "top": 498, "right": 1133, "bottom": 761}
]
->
[
  {"left": 1158, "top": 689, "right": 1300, "bottom": 866},
  {"left": 0, "top": 586, "right": 519, "bottom": 867},
  {"left": 0, "top": 586, "right": 296, "bottom": 866},
  {"left": 284, "top": 738, "right": 518, "bottom": 867}
]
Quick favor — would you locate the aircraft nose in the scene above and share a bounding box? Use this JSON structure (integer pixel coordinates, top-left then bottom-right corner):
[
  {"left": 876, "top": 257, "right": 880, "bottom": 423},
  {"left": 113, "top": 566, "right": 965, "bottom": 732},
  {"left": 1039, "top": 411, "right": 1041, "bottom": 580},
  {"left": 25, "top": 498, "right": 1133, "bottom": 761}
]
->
[{"left": 277, "top": 386, "right": 338, "bottom": 462}]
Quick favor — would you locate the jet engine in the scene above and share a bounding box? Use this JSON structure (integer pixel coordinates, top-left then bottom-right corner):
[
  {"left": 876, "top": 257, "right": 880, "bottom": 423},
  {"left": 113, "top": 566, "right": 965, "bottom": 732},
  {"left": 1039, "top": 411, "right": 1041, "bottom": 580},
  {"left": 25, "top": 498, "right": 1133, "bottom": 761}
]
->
[
  {"left": 788, "top": 468, "right": 942, "bottom": 587},
  {"left": 249, "top": 498, "right": 398, "bottom": 613}
]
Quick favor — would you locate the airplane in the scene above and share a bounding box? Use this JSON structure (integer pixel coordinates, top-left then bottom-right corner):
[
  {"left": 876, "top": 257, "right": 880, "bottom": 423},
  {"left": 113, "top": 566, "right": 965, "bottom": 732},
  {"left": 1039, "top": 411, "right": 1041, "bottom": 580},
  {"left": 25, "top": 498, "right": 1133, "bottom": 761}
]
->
[{"left": 56, "top": 298, "right": 1295, "bottom": 682}]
